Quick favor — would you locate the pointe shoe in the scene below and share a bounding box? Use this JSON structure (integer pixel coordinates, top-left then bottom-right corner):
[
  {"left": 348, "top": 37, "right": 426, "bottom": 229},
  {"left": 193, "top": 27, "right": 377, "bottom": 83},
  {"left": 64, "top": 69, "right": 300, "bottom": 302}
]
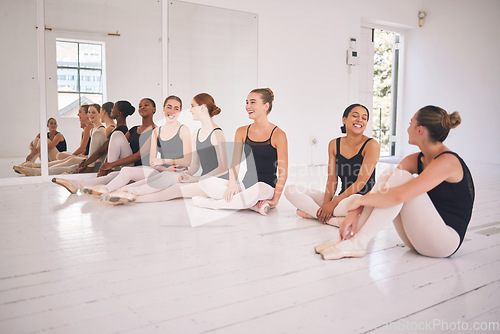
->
[
  {"left": 52, "top": 178, "right": 77, "bottom": 194},
  {"left": 256, "top": 203, "right": 271, "bottom": 216},
  {"left": 101, "top": 191, "right": 136, "bottom": 205},
  {"left": 13, "top": 165, "right": 23, "bottom": 174},
  {"left": 192, "top": 196, "right": 217, "bottom": 209},
  {"left": 81, "top": 184, "right": 109, "bottom": 198},
  {"left": 314, "top": 239, "right": 341, "bottom": 254},
  {"left": 320, "top": 241, "right": 366, "bottom": 260}
]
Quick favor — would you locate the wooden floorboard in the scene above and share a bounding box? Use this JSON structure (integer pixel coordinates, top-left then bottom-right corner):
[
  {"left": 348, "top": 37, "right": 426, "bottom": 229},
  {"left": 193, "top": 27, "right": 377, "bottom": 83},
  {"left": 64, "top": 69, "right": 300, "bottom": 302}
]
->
[{"left": 0, "top": 163, "right": 499, "bottom": 333}]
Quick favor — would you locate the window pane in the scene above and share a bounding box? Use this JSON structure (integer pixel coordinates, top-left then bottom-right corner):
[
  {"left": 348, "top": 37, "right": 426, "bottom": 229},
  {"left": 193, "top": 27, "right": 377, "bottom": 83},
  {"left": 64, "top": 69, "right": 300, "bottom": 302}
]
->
[
  {"left": 79, "top": 43, "right": 102, "bottom": 69},
  {"left": 57, "top": 68, "right": 79, "bottom": 92},
  {"left": 81, "top": 93, "right": 103, "bottom": 106},
  {"left": 79, "top": 69, "right": 102, "bottom": 93},
  {"left": 58, "top": 93, "right": 81, "bottom": 117},
  {"left": 56, "top": 41, "right": 78, "bottom": 68}
]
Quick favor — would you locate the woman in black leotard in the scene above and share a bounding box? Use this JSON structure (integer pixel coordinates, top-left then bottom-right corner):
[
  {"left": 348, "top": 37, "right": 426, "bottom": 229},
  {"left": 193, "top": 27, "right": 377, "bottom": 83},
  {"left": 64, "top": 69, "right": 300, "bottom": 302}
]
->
[
  {"left": 77, "top": 96, "right": 191, "bottom": 198},
  {"left": 317, "top": 105, "right": 475, "bottom": 260},
  {"left": 100, "top": 93, "right": 227, "bottom": 204},
  {"left": 15, "top": 117, "right": 67, "bottom": 172},
  {"left": 192, "top": 88, "right": 288, "bottom": 216},
  {"left": 52, "top": 98, "right": 159, "bottom": 194},
  {"left": 285, "top": 104, "right": 380, "bottom": 225}
]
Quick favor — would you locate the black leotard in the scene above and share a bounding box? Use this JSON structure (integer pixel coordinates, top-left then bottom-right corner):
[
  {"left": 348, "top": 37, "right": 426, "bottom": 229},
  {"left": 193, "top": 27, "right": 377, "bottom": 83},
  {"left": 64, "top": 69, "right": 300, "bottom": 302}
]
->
[
  {"left": 196, "top": 128, "right": 228, "bottom": 178},
  {"left": 417, "top": 151, "right": 475, "bottom": 253},
  {"left": 335, "top": 137, "right": 376, "bottom": 195},
  {"left": 109, "top": 125, "right": 128, "bottom": 139},
  {"left": 48, "top": 132, "right": 67, "bottom": 152},
  {"left": 129, "top": 126, "right": 154, "bottom": 166},
  {"left": 242, "top": 125, "right": 278, "bottom": 188}
]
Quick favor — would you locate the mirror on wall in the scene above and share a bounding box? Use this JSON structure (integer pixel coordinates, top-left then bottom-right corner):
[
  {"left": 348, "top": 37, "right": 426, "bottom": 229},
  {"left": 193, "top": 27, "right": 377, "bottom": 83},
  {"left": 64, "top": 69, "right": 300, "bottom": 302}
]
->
[
  {"left": 0, "top": 0, "right": 163, "bottom": 179},
  {"left": 0, "top": 0, "right": 41, "bottom": 179},
  {"left": 168, "top": 0, "right": 258, "bottom": 137}
]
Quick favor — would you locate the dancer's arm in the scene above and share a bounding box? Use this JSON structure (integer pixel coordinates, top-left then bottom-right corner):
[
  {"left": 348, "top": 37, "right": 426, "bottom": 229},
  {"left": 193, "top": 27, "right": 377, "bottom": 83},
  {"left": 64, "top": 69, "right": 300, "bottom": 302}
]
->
[
  {"left": 72, "top": 124, "right": 92, "bottom": 156},
  {"left": 261, "top": 128, "right": 288, "bottom": 208},
  {"left": 348, "top": 152, "right": 462, "bottom": 210},
  {"left": 47, "top": 133, "right": 64, "bottom": 151},
  {"left": 224, "top": 126, "right": 246, "bottom": 201},
  {"left": 317, "top": 139, "right": 339, "bottom": 222},
  {"left": 178, "top": 133, "right": 201, "bottom": 183}
]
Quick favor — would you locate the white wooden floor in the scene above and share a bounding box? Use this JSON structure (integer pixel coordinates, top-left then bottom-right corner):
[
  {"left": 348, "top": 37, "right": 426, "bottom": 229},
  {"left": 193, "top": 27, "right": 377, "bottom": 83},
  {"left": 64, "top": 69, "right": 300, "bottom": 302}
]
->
[{"left": 1, "top": 163, "right": 499, "bottom": 333}]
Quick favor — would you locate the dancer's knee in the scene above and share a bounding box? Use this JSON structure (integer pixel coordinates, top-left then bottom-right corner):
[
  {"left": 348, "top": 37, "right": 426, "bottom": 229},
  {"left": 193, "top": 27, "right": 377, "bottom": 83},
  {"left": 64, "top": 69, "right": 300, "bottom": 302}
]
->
[{"left": 386, "top": 169, "right": 414, "bottom": 188}]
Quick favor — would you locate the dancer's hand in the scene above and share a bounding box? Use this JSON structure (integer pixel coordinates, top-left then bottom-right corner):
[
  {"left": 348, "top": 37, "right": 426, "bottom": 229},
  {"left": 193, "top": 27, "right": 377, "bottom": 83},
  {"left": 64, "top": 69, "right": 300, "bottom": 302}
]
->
[
  {"left": 317, "top": 201, "right": 336, "bottom": 224},
  {"left": 260, "top": 198, "right": 278, "bottom": 208},
  {"left": 339, "top": 207, "right": 363, "bottom": 240},
  {"left": 77, "top": 159, "right": 88, "bottom": 173},
  {"left": 150, "top": 158, "right": 163, "bottom": 169},
  {"left": 178, "top": 171, "right": 195, "bottom": 183},
  {"left": 224, "top": 182, "right": 238, "bottom": 202}
]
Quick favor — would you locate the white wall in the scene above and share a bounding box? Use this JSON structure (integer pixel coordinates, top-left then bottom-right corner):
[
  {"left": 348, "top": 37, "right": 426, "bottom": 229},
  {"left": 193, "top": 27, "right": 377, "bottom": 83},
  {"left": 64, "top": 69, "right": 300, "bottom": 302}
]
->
[
  {"left": 0, "top": 0, "right": 40, "bottom": 158},
  {"left": 401, "top": 0, "right": 500, "bottom": 164},
  {"left": 2, "top": 0, "right": 498, "bottom": 172},
  {"left": 166, "top": 0, "right": 423, "bottom": 166}
]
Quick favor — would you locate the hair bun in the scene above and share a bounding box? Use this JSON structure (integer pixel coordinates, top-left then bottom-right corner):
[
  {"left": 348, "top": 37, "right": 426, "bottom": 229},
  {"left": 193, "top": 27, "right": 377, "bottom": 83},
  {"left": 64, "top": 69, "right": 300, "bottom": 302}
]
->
[
  {"left": 442, "top": 111, "right": 461, "bottom": 129},
  {"left": 212, "top": 106, "right": 221, "bottom": 116},
  {"left": 265, "top": 88, "right": 274, "bottom": 101}
]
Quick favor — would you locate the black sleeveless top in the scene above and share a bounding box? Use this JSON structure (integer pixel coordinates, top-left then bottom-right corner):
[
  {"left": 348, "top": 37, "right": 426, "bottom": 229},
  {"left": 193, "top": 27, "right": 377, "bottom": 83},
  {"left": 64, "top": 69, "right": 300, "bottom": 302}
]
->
[
  {"left": 335, "top": 137, "right": 376, "bottom": 195},
  {"left": 48, "top": 132, "right": 67, "bottom": 152},
  {"left": 418, "top": 151, "right": 475, "bottom": 252},
  {"left": 196, "top": 128, "right": 228, "bottom": 178},
  {"left": 109, "top": 125, "right": 128, "bottom": 139},
  {"left": 129, "top": 126, "right": 154, "bottom": 166},
  {"left": 242, "top": 125, "right": 278, "bottom": 188},
  {"left": 157, "top": 125, "right": 184, "bottom": 160}
]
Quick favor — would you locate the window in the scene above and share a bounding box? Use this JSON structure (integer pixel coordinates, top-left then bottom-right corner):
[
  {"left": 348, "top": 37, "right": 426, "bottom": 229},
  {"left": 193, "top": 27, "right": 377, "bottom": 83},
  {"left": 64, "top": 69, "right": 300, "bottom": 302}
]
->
[{"left": 56, "top": 40, "right": 104, "bottom": 116}]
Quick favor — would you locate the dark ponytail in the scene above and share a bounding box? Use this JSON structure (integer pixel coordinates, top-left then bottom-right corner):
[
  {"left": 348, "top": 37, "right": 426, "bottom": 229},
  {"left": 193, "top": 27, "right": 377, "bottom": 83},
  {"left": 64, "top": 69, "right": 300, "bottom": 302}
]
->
[{"left": 341, "top": 104, "right": 369, "bottom": 133}]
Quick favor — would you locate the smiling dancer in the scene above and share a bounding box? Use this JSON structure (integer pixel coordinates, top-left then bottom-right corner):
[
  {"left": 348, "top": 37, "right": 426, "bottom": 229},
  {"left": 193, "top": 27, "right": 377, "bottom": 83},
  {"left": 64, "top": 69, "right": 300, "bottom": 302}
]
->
[
  {"left": 284, "top": 104, "right": 379, "bottom": 226},
  {"left": 192, "top": 88, "right": 288, "bottom": 216},
  {"left": 100, "top": 93, "right": 226, "bottom": 204},
  {"left": 75, "top": 96, "right": 190, "bottom": 197},
  {"left": 317, "top": 105, "right": 474, "bottom": 260},
  {"left": 52, "top": 98, "right": 157, "bottom": 194}
]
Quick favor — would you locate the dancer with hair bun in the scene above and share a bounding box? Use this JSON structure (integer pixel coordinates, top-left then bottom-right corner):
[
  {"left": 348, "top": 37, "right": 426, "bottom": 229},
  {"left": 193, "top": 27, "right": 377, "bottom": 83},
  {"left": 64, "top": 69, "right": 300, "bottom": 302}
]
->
[
  {"left": 76, "top": 100, "right": 136, "bottom": 173},
  {"left": 317, "top": 105, "right": 474, "bottom": 260},
  {"left": 284, "top": 104, "right": 379, "bottom": 226},
  {"left": 192, "top": 88, "right": 288, "bottom": 216},
  {"left": 100, "top": 93, "right": 227, "bottom": 204}
]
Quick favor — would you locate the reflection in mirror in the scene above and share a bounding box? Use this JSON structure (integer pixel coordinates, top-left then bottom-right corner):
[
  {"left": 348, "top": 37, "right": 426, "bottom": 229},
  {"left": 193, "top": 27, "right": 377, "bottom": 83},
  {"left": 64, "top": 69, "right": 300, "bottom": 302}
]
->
[
  {"left": 168, "top": 0, "right": 258, "bottom": 137},
  {"left": 2, "top": 0, "right": 162, "bottom": 179},
  {"left": 0, "top": 0, "right": 41, "bottom": 179}
]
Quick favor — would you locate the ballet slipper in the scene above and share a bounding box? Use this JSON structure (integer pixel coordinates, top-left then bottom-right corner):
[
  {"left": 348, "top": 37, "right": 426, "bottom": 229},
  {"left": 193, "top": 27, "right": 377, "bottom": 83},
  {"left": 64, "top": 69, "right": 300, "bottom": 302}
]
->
[
  {"left": 81, "top": 184, "right": 109, "bottom": 198},
  {"left": 320, "top": 239, "right": 367, "bottom": 260},
  {"left": 52, "top": 178, "right": 77, "bottom": 194},
  {"left": 250, "top": 203, "right": 271, "bottom": 216},
  {"left": 314, "top": 239, "right": 341, "bottom": 254},
  {"left": 101, "top": 191, "right": 136, "bottom": 205},
  {"left": 296, "top": 209, "right": 314, "bottom": 219}
]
